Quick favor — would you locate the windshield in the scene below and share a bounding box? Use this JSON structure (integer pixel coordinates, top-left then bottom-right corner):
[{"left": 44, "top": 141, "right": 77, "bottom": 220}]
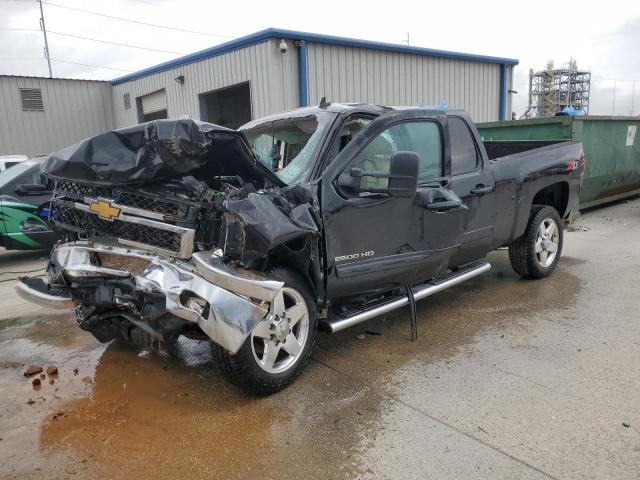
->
[
  {"left": 242, "top": 112, "right": 334, "bottom": 185},
  {"left": 0, "top": 160, "right": 39, "bottom": 190}
]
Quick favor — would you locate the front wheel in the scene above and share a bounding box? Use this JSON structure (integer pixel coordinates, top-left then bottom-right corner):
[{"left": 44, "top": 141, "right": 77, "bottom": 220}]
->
[
  {"left": 213, "top": 268, "right": 317, "bottom": 395},
  {"left": 508, "top": 205, "right": 563, "bottom": 279}
]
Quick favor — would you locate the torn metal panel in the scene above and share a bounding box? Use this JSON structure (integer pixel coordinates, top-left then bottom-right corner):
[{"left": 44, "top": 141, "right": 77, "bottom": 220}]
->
[
  {"left": 43, "top": 119, "right": 284, "bottom": 188},
  {"left": 222, "top": 187, "right": 319, "bottom": 267}
]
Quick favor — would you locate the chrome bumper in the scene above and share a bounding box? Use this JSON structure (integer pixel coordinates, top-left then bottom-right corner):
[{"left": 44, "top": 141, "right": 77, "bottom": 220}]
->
[
  {"left": 15, "top": 279, "right": 75, "bottom": 310},
  {"left": 15, "top": 242, "right": 284, "bottom": 354}
]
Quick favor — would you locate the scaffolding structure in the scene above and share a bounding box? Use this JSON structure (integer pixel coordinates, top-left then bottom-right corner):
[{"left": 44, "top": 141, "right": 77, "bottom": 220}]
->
[{"left": 523, "top": 59, "right": 591, "bottom": 118}]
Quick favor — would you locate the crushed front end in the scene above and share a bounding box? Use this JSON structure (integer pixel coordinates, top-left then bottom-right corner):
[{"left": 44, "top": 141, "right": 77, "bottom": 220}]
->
[
  {"left": 15, "top": 119, "right": 319, "bottom": 353},
  {"left": 17, "top": 243, "right": 281, "bottom": 353}
]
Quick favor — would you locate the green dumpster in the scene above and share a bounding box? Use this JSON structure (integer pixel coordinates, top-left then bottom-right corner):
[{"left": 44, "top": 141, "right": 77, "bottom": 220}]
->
[{"left": 477, "top": 116, "right": 640, "bottom": 209}]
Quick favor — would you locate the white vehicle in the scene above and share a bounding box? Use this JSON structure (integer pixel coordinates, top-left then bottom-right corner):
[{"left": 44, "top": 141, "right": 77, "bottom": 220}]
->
[{"left": 0, "top": 155, "right": 28, "bottom": 172}]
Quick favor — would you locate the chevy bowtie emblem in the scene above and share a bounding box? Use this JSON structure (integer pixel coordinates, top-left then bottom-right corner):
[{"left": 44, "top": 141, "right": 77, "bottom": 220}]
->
[{"left": 88, "top": 200, "right": 121, "bottom": 221}]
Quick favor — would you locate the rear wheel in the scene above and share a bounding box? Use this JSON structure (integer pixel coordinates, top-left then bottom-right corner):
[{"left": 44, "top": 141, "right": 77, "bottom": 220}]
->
[
  {"left": 213, "top": 268, "right": 317, "bottom": 395},
  {"left": 509, "top": 205, "right": 563, "bottom": 279}
]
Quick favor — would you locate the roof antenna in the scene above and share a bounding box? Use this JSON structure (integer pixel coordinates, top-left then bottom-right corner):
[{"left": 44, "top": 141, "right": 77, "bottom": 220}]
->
[{"left": 319, "top": 96, "right": 331, "bottom": 109}]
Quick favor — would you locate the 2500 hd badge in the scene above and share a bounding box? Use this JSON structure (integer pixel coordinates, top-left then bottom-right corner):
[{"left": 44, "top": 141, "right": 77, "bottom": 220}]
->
[{"left": 335, "top": 251, "right": 375, "bottom": 262}]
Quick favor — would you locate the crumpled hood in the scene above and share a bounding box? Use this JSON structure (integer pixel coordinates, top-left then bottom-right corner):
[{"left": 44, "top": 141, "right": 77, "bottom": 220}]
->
[{"left": 43, "top": 119, "right": 284, "bottom": 188}]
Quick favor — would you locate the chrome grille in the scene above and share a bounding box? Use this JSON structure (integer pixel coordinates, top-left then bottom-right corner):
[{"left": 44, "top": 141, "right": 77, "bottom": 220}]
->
[
  {"left": 55, "top": 181, "right": 190, "bottom": 219},
  {"left": 50, "top": 203, "right": 183, "bottom": 252},
  {"left": 50, "top": 181, "right": 197, "bottom": 258}
]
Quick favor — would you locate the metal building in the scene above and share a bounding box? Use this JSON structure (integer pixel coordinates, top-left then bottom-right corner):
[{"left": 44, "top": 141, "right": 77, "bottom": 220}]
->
[
  {"left": 0, "top": 76, "right": 113, "bottom": 156},
  {"left": 1, "top": 28, "right": 518, "bottom": 156},
  {"left": 111, "top": 28, "right": 518, "bottom": 130}
]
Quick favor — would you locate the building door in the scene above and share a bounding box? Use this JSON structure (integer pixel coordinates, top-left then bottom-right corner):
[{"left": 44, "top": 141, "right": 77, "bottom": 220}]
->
[
  {"left": 139, "top": 89, "right": 168, "bottom": 122},
  {"left": 200, "top": 82, "right": 251, "bottom": 129}
]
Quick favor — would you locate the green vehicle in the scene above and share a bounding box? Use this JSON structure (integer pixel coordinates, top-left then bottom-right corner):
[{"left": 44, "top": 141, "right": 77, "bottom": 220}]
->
[{"left": 0, "top": 158, "right": 58, "bottom": 250}]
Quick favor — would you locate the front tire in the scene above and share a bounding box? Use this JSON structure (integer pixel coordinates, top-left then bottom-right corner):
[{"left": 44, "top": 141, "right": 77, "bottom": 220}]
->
[
  {"left": 508, "top": 205, "right": 563, "bottom": 279},
  {"left": 213, "top": 268, "right": 317, "bottom": 395}
]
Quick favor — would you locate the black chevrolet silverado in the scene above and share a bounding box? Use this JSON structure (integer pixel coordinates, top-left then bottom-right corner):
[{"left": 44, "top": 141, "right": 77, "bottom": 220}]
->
[{"left": 16, "top": 103, "right": 584, "bottom": 394}]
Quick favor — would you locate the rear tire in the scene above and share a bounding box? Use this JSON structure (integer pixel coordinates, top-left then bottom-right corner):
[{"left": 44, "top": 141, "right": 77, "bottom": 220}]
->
[
  {"left": 213, "top": 268, "right": 317, "bottom": 395},
  {"left": 508, "top": 205, "right": 563, "bottom": 279}
]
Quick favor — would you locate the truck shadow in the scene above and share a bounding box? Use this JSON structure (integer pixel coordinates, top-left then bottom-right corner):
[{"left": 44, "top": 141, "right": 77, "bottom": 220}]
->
[{"left": 312, "top": 250, "right": 582, "bottom": 383}]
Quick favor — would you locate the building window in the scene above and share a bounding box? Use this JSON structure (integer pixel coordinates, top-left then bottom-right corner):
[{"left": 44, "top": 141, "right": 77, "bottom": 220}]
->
[
  {"left": 138, "top": 89, "right": 168, "bottom": 122},
  {"left": 19, "top": 88, "right": 44, "bottom": 111},
  {"left": 123, "top": 93, "right": 131, "bottom": 109}
]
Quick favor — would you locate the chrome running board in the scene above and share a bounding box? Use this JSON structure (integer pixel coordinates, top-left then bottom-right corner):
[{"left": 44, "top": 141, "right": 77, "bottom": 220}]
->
[{"left": 319, "top": 261, "right": 491, "bottom": 334}]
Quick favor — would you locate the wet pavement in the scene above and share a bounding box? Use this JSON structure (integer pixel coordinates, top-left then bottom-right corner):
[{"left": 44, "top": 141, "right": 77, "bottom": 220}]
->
[{"left": 1, "top": 198, "right": 640, "bottom": 479}]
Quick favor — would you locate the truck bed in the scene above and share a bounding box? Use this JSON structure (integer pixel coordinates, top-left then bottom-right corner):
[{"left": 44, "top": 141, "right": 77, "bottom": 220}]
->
[{"left": 483, "top": 140, "right": 567, "bottom": 160}]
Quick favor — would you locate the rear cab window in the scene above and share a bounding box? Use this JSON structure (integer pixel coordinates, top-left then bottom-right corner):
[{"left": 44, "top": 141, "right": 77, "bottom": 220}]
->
[{"left": 449, "top": 117, "right": 480, "bottom": 176}]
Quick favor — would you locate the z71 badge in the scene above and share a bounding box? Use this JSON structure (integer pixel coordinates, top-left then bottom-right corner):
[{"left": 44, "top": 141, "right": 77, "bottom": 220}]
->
[{"left": 335, "top": 251, "right": 374, "bottom": 262}]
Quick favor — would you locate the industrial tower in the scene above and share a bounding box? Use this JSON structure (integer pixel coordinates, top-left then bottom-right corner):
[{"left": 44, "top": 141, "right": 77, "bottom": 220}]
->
[{"left": 523, "top": 59, "right": 591, "bottom": 118}]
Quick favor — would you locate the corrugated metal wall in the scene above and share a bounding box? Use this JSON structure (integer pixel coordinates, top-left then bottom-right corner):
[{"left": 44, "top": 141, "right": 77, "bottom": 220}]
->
[
  {"left": 0, "top": 76, "right": 114, "bottom": 156},
  {"left": 305, "top": 43, "right": 505, "bottom": 123},
  {"left": 0, "top": 39, "right": 512, "bottom": 157},
  {"left": 111, "top": 39, "right": 299, "bottom": 129}
]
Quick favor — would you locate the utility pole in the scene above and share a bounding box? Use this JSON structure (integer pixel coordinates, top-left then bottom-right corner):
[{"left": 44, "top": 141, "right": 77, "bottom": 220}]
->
[
  {"left": 612, "top": 79, "right": 616, "bottom": 115},
  {"left": 38, "top": 0, "right": 53, "bottom": 78},
  {"left": 632, "top": 80, "right": 636, "bottom": 116}
]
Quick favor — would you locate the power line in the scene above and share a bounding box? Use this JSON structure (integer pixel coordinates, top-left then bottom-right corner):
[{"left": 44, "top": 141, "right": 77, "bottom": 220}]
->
[
  {"left": 0, "top": 57, "right": 47, "bottom": 61},
  {"left": 50, "top": 58, "right": 135, "bottom": 72},
  {"left": 0, "top": 27, "right": 186, "bottom": 54},
  {"left": 41, "top": 1, "right": 234, "bottom": 39},
  {"left": 0, "top": 56, "right": 135, "bottom": 72},
  {"left": 592, "top": 75, "right": 640, "bottom": 83},
  {"left": 129, "top": 0, "right": 163, "bottom": 5},
  {"left": 48, "top": 30, "right": 186, "bottom": 54}
]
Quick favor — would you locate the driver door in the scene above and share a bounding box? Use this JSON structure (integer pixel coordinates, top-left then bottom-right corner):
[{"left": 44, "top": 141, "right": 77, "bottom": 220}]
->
[{"left": 320, "top": 110, "right": 465, "bottom": 300}]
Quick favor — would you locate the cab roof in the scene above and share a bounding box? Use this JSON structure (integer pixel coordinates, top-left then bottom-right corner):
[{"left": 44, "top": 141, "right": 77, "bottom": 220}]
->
[{"left": 239, "top": 102, "right": 466, "bottom": 130}]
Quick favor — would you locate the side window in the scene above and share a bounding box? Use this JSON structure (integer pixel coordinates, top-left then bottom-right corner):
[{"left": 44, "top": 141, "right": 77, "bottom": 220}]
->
[
  {"left": 449, "top": 117, "right": 479, "bottom": 176},
  {"left": 36, "top": 172, "right": 48, "bottom": 186},
  {"left": 324, "top": 114, "right": 374, "bottom": 167},
  {"left": 24, "top": 170, "right": 48, "bottom": 186},
  {"left": 353, "top": 121, "right": 442, "bottom": 189}
]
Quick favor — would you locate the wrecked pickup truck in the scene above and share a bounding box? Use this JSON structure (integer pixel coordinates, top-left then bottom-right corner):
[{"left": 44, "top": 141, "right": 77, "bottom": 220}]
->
[{"left": 16, "top": 103, "right": 584, "bottom": 394}]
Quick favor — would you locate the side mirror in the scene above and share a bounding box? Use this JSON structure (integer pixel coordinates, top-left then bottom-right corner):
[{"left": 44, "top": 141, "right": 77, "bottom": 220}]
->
[
  {"left": 16, "top": 184, "right": 48, "bottom": 195},
  {"left": 387, "top": 151, "right": 419, "bottom": 198},
  {"left": 337, "top": 151, "right": 419, "bottom": 198}
]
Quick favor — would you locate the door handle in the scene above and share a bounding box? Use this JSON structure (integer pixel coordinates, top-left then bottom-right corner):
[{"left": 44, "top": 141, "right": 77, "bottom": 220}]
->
[
  {"left": 470, "top": 185, "right": 494, "bottom": 196},
  {"left": 426, "top": 200, "right": 466, "bottom": 212}
]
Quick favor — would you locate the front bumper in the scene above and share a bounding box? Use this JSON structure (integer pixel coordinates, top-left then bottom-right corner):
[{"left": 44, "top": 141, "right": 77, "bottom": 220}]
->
[{"left": 15, "top": 242, "right": 284, "bottom": 354}]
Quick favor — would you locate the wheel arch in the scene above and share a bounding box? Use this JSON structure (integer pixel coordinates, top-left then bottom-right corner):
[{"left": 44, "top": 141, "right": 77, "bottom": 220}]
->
[
  {"left": 531, "top": 181, "right": 570, "bottom": 218},
  {"left": 264, "top": 236, "right": 321, "bottom": 304},
  {"left": 511, "top": 181, "right": 570, "bottom": 242}
]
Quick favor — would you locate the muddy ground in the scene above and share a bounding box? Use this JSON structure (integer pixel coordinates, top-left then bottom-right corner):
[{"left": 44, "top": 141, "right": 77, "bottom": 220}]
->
[{"left": 1, "top": 198, "right": 639, "bottom": 480}]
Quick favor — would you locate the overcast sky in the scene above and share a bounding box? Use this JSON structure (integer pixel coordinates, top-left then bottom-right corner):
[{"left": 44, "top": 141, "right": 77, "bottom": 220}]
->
[{"left": 1, "top": 0, "right": 639, "bottom": 116}]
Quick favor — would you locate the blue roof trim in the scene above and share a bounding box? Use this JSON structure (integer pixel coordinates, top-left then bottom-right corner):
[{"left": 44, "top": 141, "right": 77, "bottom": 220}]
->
[{"left": 111, "top": 28, "right": 519, "bottom": 85}]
